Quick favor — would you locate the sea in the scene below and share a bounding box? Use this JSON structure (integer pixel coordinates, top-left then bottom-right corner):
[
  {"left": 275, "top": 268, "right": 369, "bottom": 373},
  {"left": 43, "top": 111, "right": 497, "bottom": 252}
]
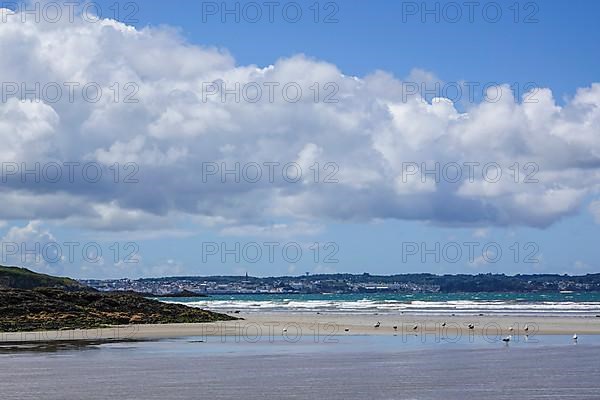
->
[
  {"left": 3, "top": 292, "right": 600, "bottom": 399},
  {"left": 162, "top": 292, "right": 600, "bottom": 316}
]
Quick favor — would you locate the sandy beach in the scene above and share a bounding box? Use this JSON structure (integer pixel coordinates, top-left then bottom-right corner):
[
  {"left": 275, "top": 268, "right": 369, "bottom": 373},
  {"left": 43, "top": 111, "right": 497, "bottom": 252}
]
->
[{"left": 2, "top": 312, "right": 599, "bottom": 343}]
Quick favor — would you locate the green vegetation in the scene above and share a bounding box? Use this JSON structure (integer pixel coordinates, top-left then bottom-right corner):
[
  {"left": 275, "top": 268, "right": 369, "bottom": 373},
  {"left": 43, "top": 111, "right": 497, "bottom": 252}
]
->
[
  {"left": 0, "top": 266, "right": 236, "bottom": 332},
  {"left": 0, "top": 266, "right": 86, "bottom": 291},
  {"left": 0, "top": 288, "right": 237, "bottom": 332}
]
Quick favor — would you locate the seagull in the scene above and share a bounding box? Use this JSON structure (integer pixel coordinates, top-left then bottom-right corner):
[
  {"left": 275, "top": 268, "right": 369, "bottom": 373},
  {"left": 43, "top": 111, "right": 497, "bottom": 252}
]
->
[
  {"left": 344, "top": 328, "right": 349, "bottom": 332},
  {"left": 282, "top": 328, "right": 287, "bottom": 333},
  {"left": 413, "top": 324, "right": 418, "bottom": 331},
  {"left": 441, "top": 322, "right": 446, "bottom": 327},
  {"left": 468, "top": 324, "right": 475, "bottom": 330},
  {"left": 393, "top": 325, "right": 398, "bottom": 331},
  {"left": 502, "top": 335, "right": 511, "bottom": 344},
  {"left": 573, "top": 334, "right": 578, "bottom": 341},
  {"left": 509, "top": 326, "right": 514, "bottom": 332},
  {"left": 374, "top": 322, "right": 381, "bottom": 328},
  {"left": 524, "top": 324, "right": 529, "bottom": 333}
]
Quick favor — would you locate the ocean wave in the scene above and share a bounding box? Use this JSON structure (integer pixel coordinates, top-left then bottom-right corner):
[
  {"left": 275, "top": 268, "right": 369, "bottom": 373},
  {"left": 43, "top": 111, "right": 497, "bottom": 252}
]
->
[{"left": 164, "top": 299, "right": 600, "bottom": 316}]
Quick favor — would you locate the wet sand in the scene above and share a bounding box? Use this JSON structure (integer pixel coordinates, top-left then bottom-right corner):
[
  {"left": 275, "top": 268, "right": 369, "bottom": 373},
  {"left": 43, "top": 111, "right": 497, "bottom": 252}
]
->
[{"left": 1, "top": 335, "right": 599, "bottom": 400}]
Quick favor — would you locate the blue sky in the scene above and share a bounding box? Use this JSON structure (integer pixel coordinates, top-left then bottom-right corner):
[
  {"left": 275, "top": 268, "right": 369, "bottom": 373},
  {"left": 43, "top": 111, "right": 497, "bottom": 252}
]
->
[
  {"left": 1, "top": 0, "right": 600, "bottom": 278},
  {"left": 115, "top": 0, "right": 600, "bottom": 98}
]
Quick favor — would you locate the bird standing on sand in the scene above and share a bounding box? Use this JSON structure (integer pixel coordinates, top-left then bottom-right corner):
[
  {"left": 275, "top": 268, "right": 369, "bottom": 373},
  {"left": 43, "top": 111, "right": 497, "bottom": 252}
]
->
[
  {"left": 468, "top": 324, "right": 474, "bottom": 330},
  {"left": 413, "top": 324, "right": 418, "bottom": 331},
  {"left": 344, "top": 328, "right": 349, "bottom": 332},
  {"left": 393, "top": 325, "right": 398, "bottom": 331},
  {"left": 502, "top": 335, "right": 511, "bottom": 344},
  {"left": 374, "top": 322, "right": 381, "bottom": 328},
  {"left": 524, "top": 324, "right": 529, "bottom": 333},
  {"left": 441, "top": 322, "right": 446, "bottom": 327},
  {"left": 509, "top": 326, "right": 514, "bottom": 332}
]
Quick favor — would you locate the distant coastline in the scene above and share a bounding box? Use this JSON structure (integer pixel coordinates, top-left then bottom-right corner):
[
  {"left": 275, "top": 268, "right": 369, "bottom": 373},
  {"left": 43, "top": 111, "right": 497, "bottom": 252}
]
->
[{"left": 81, "top": 272, "right": 600, "bottom": 296}]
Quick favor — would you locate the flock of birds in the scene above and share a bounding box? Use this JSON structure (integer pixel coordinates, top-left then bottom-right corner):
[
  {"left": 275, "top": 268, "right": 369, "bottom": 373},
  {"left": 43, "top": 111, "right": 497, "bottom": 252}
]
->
[
  {"left": 282, "top": 319, "right": 580, "bottom": 344},
  {"left": 359, "top": 321, "right": 580, "bottom": 345}
]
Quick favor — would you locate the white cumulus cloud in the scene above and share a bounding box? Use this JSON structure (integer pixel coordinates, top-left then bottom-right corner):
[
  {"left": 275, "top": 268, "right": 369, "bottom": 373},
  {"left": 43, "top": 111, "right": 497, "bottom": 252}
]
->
[{"left": 1, "top": 9, "right": 600, "bottom": 235}]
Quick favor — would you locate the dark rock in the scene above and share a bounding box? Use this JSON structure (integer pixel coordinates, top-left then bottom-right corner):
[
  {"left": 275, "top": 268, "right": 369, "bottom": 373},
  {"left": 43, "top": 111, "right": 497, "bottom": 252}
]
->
[{"left": 0, "top": 288, "right": 238, "bottom": 332}]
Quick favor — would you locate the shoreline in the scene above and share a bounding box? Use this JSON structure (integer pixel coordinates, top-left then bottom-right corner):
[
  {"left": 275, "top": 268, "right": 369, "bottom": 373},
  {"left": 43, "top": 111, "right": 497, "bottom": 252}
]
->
[{"left": 2, "top": 312, "right": 599, "bottom": 344}]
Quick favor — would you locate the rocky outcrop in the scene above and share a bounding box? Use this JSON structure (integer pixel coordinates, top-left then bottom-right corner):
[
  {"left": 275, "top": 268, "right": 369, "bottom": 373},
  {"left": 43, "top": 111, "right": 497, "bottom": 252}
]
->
[{"left": 0, "top": 288, "right": 237, "bottom": 332}]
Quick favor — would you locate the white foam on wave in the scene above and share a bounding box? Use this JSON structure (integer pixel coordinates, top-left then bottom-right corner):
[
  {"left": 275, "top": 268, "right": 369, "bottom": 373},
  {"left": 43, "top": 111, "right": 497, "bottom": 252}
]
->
[{"left": 164, "top": 299, "right": 600, "bottom": 316}]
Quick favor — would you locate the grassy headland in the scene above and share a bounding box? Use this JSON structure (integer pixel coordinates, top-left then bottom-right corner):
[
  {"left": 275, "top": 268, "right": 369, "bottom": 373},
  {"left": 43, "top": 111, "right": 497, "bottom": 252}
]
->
[{"left": 0, "top": 266, "right": 236, "bottom": 333}]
